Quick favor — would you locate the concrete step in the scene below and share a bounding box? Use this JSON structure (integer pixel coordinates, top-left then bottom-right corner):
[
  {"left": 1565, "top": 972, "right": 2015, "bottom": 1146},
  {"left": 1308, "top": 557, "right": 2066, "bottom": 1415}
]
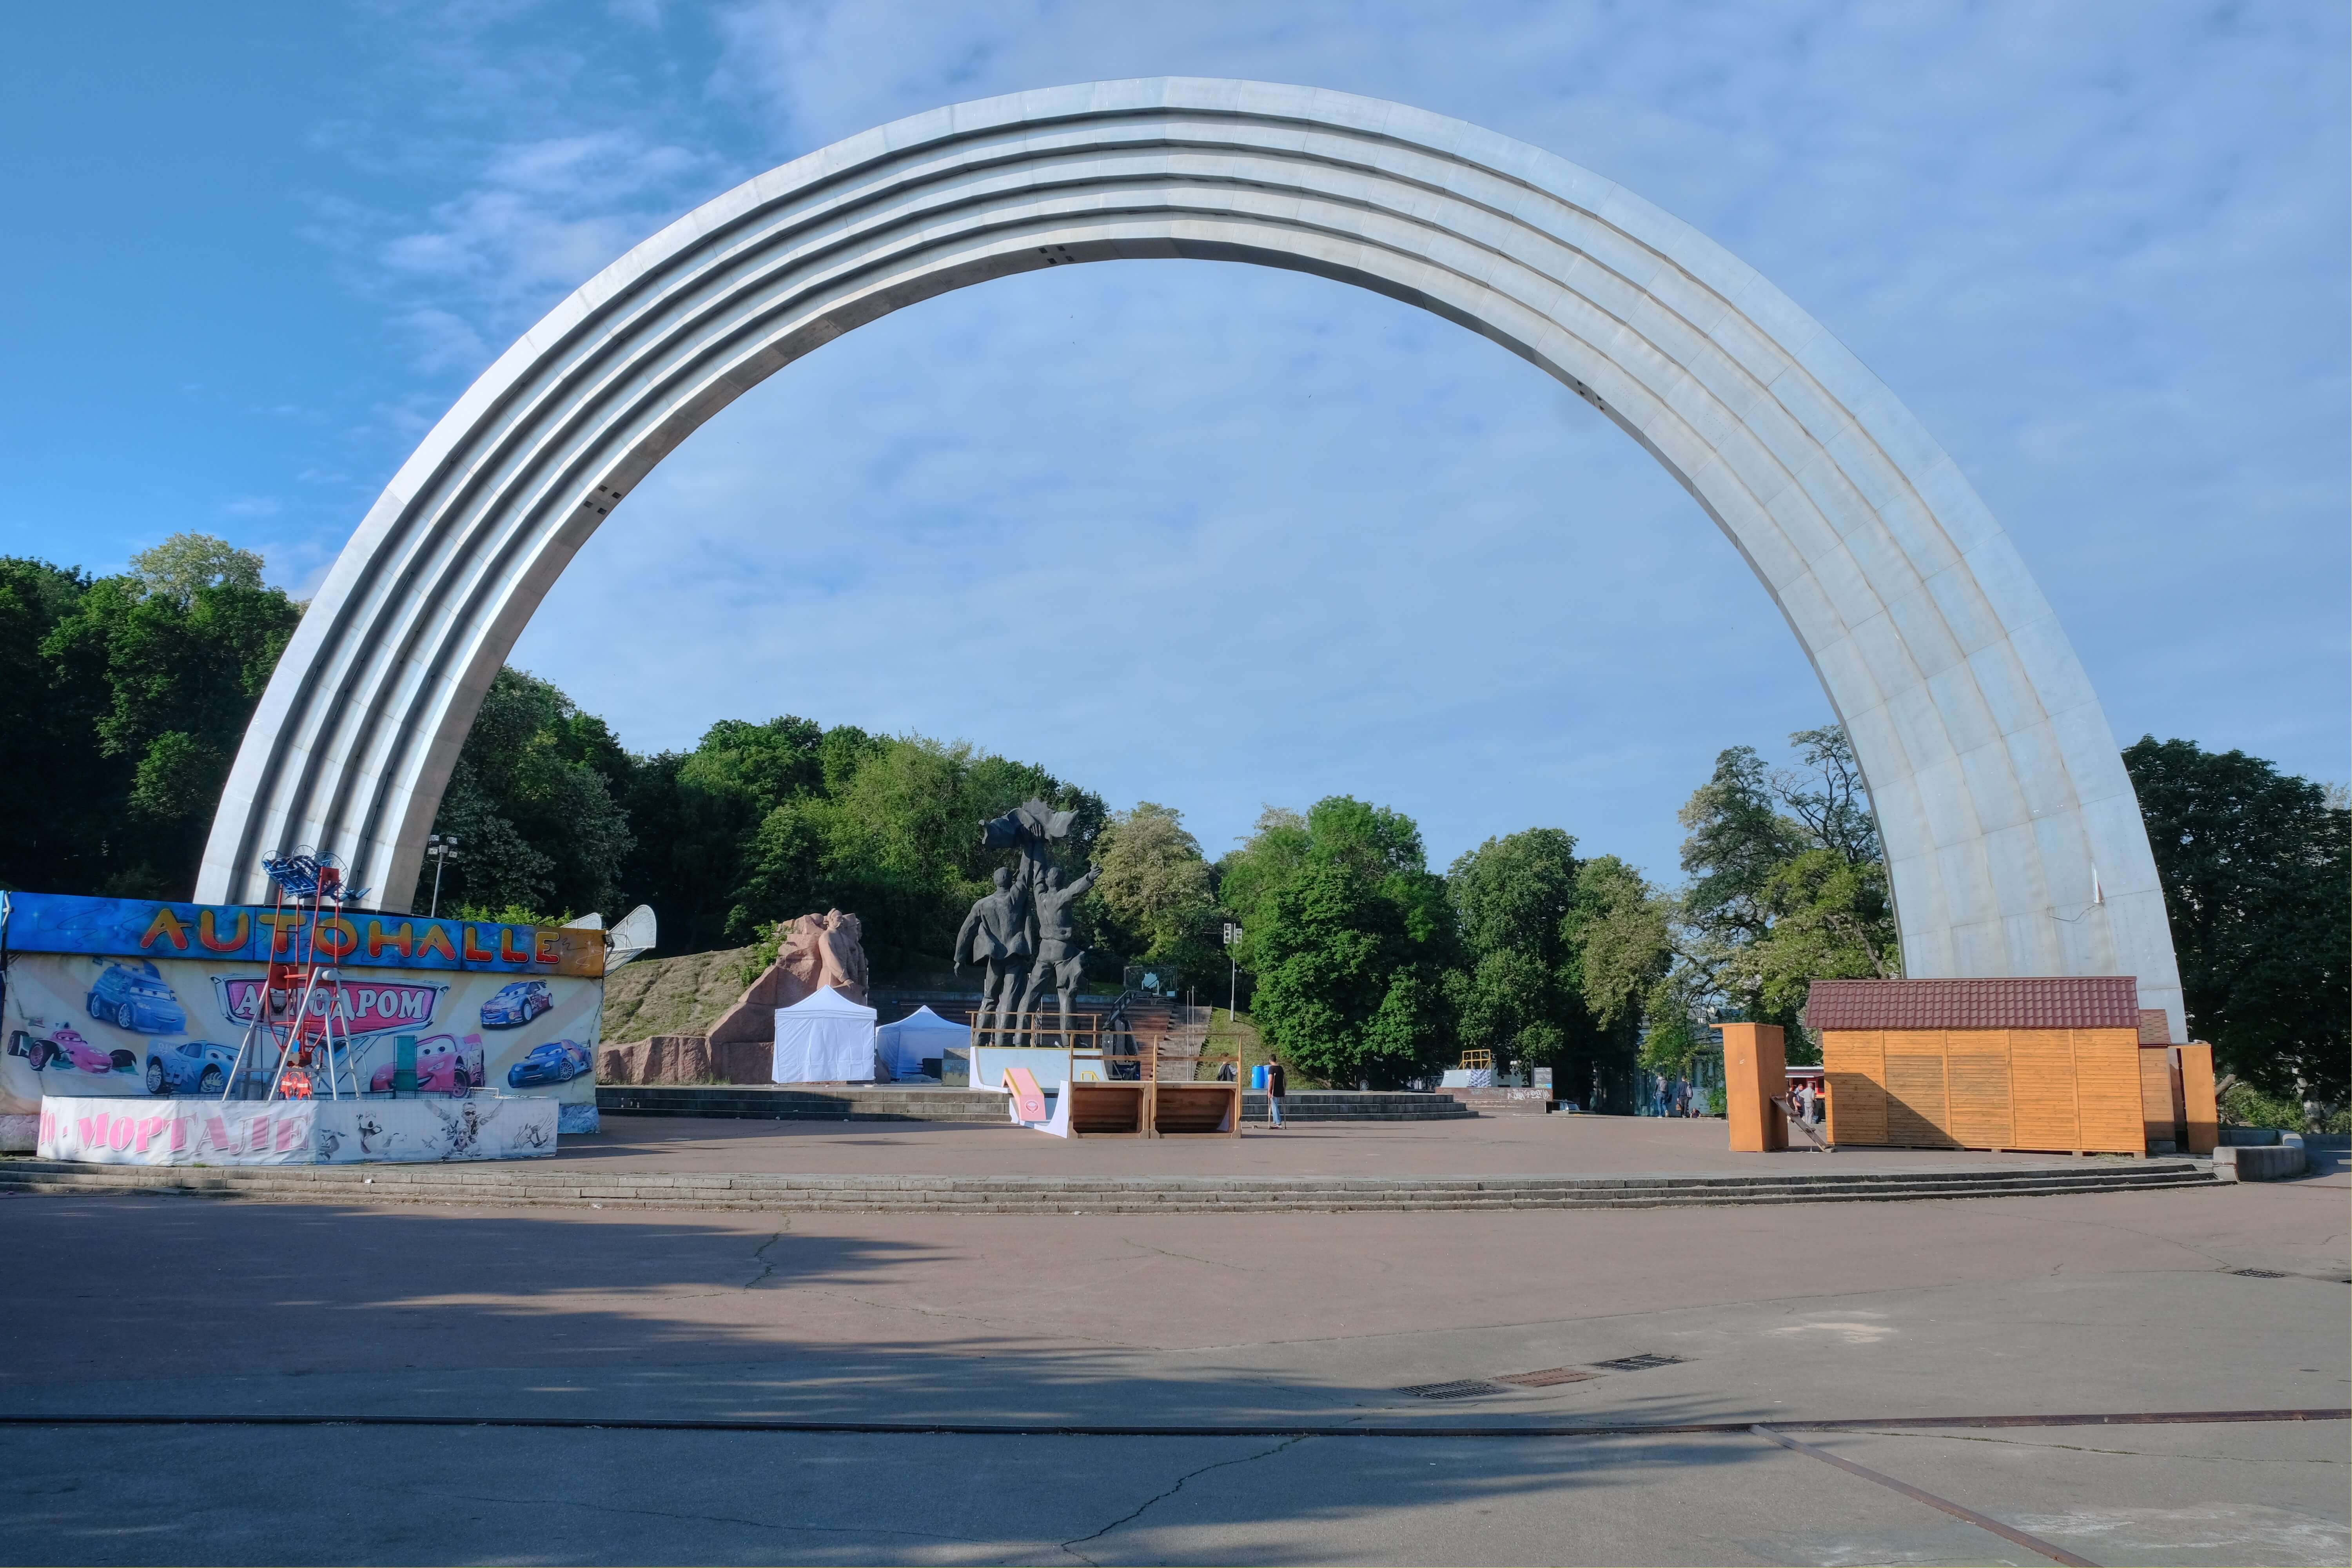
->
[
  {"left": 595, "top": 1086, "right": 1479, "bottom": 1123},
  {"left": 0, "top": 1158, "right": 2216, "bottom": 1212},
  {"left": 1241, "top": 1093, "right": 1475, "bottom": 1121},
  {"left": 596, "top": 1085, "right": 1009, "bottom": 1121}
]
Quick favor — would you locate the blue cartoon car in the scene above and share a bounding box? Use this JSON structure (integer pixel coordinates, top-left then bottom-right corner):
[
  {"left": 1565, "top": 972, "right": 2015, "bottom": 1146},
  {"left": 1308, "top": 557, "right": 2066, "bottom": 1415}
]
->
[
  {"left": 85, "top": 961, "right": 187, "bottom": 1034},
  {"left": 506, "top": 1039, "right": 591, "bottom": 1087},
  {"left": 480, "top": 979, "right": 553, "bottom": 1029},
  {"left": 146, "top": 1039, "right": 238, "bottom": 1096}
]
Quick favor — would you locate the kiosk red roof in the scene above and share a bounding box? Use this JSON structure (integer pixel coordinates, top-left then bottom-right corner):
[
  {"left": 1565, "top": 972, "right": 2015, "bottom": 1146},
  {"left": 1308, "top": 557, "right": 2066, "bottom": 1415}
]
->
[{"left": 1804, "top": 977, "right": 2140, "bottom": 1031}]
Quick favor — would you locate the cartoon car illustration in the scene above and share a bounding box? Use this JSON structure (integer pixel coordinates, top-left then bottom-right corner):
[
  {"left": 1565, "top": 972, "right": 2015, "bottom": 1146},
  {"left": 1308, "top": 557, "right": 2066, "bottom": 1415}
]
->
[
  {"left": 367, "top": 1033, "right": 485, "bottom": 1095},
  {"left": 506, "top": 1039, "right": 591, "bottom": 1087},
  {"left": 10, "top": 1026, "right": 138, "bottom": 1076},
  {"left": 86, "top": 960, "right": 188, "bottom": 1034},
  {"left": 479, "top": 980, "right": 553, "bottom": 1029},
  {"left": 145, "top": 1039, "right": 239, "bottom": 1096}
]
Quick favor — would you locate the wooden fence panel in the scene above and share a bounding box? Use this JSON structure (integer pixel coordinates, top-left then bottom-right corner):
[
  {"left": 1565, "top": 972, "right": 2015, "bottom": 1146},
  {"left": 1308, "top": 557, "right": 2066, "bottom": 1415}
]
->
[
  {"left": 1882, "top": 1031, "right": 1955, "bottom": 1148},
  {"left": 2008, "top": 1029, "right": 2081, "bottom": 1152},
  {"left": 2073, "top": 1028, "right": 2144, "bottom": 1153},
  {"left": 1822, "top": 1031, "right": 1886, "bottom": 1146},
  {"left": 1946, "top": 1030, "right": 2013, "bottom": 1149}
]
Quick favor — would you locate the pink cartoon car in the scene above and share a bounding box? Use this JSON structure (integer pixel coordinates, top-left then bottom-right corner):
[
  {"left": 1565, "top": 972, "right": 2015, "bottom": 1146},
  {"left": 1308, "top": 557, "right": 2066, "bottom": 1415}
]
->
[
  {"left": 368, "top": 1033, "right": 485, "bottom": 1095},
  {"left": 8, "top": 1026, "right": 137, "bottom": 1076}
]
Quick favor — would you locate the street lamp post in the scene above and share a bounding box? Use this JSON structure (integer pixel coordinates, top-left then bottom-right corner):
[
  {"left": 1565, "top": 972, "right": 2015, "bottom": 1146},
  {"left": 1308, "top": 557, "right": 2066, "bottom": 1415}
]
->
[
  {"left": 1222, "top": 922, "right": 1242, "bottom": 1024},
  {"left": 424, "top": 835, "right": 461, "bottom": 918}
]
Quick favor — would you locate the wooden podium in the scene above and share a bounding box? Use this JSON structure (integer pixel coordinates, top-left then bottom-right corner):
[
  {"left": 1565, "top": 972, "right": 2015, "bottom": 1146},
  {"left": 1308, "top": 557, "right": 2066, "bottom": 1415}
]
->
[{"left": 1722, "top": 1023, "right": 1788, "bottom": 1153}]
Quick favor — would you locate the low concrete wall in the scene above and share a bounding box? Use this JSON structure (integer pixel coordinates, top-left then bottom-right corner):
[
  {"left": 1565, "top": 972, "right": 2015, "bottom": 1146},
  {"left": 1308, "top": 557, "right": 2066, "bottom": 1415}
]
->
[{"left": 2212, "top": 1140, "right": 2306, "bottom": 1181}]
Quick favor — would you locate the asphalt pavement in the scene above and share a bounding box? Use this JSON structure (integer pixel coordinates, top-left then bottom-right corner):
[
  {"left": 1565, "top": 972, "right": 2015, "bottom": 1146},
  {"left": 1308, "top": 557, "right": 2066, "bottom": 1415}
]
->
[{"left": 0, "top": 1122, "right": 2343, "bottom": 1566}]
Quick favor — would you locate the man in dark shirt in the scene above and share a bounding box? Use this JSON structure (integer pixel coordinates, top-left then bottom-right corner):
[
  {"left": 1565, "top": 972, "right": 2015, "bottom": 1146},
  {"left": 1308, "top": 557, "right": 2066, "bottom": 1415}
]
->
[{"left": 1266, "top": 1058, "right": 1287, "bottom": 1128}]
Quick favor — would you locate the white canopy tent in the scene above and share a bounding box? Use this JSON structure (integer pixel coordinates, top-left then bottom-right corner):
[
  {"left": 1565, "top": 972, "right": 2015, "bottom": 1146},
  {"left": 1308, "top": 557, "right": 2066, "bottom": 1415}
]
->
[
  {"left": 771, "top": 987, "right": 879, "bottom": 1084},
  {"left": 875, "top": 1005, "right": 969, "bottom": 1081}
]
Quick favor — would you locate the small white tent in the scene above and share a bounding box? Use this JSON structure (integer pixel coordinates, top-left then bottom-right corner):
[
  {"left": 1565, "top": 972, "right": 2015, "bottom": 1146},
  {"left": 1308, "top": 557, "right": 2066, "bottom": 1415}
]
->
[
  {"left": 875, "top": 1005, "right": 969, "bottom": 1080},
  {"left": 772, "top": 987, "right": 879, "bottom": 1084}
]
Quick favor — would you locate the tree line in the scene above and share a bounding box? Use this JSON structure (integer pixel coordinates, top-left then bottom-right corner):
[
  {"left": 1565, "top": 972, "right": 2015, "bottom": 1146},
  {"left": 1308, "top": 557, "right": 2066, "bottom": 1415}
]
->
[{"left": 4, "top": 534, "right": 2341, "bottom": 1107}]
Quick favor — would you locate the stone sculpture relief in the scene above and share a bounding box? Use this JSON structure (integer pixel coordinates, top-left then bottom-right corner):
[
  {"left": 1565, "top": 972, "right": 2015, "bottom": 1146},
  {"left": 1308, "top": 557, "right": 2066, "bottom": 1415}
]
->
[{"left": 598, "top": 909, "right": 870, "bottom": 1086}]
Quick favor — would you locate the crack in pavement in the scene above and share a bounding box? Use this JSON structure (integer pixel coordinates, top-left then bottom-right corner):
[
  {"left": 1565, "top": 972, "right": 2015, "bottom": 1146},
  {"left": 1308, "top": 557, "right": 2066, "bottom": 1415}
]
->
[
  {"left": 745, "top": 1230, "right": 788, "bottom": 1290},
  {"left": 1058, "top": 1436, "right": 1306, "bottom": 1565},
  {"left": 1118, "top": 1238, "right": 1260, "bottom": 1274},
  {"left": 1993, "top": 1210, "right": 2243, "bottom": 1271}
]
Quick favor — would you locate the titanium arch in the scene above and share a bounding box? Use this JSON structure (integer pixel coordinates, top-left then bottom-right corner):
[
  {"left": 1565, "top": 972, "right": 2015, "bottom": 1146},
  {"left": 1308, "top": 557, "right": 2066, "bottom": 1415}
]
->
[{"left": 196, "top": 78, "right": 2184, "bottom": 1031}]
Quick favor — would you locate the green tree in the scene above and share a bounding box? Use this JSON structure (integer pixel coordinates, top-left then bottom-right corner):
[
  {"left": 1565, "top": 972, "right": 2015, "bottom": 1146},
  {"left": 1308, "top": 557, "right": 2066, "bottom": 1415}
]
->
[
  {"left": 1446, "top": 827, "right": 1581, "bottom": 1068},
  {"left": 415, "top": 668, "right": 633, "bottom": 921},
  {"left": 1670, "top": 728, "right": 1897, "bottom": 1044},
  {"left": 1245, "top": 797, "right": 1458, "bottom": 1087},
  {"left": 712, "top": 730, "right": 1107, "bottom": 978},
  {"left": 2123, "top": 736, "right": 2348, "bottom": 1104},
  {"left": 1, "top": 538, "right": 302, "bottom": 898},
  {"left": 1214, "top": 807, "right": 1310, "bottom": 967},
  {"left": 127, "top": 533, "right": 265, "bottom": 605},
  {"left": 1092, "top": 802, "right": 1215, "bottom": 962},
  {"left": 1562, "top": 853, "right": 1676, "bottom": 1089}
]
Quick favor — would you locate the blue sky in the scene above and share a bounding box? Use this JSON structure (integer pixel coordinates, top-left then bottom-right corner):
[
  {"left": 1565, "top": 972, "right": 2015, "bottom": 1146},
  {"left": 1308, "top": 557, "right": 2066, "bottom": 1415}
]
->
[{"left": 5, "top": 2, "right": 2345, "bottom": 880}]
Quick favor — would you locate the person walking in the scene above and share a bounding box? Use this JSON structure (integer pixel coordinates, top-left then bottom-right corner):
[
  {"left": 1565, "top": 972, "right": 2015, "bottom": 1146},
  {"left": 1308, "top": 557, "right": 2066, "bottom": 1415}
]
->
[{"left": 1266, "top": 1057, "right": 1287, "bottom": 1128}]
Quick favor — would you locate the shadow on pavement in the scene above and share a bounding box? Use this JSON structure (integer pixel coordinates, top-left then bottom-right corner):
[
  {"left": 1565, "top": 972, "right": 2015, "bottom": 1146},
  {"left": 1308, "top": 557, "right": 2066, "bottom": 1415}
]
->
[{"left": 0, "top": 1196, "right": 1796, "bottom": 1435}]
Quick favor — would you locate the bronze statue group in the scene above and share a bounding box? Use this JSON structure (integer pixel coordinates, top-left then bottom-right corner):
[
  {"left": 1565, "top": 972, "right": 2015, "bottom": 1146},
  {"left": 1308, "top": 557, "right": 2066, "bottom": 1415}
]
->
[{"left": 953, "top": 799, "right": 1102, "bottom": 1048}]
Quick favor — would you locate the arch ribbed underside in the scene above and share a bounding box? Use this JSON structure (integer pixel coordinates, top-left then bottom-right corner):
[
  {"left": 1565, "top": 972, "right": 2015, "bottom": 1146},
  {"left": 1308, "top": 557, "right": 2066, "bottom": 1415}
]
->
[{"left": 196, "top": 78, "right": 2183, "bottom": 1033}]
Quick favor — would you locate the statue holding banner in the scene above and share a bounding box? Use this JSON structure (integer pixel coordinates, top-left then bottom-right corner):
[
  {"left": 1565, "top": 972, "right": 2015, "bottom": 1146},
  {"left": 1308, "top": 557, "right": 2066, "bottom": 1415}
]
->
[
  {"left": 1014, "top": 862, "right": 1101, "bottom": 1047},
  {"left": 953, "top": 866, "right": 1033, "bottom": 1043}
]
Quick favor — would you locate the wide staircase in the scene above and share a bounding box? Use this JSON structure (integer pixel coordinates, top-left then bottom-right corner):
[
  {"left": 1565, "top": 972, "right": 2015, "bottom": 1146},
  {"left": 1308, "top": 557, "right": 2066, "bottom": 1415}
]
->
[
  {"left": 1245, "top": 1091, "right": 1474, "bottom": 1122},
  {"left": 0, "top": 1156, "right": 2221, "bottom": 1212},
  {"left": 598, "top": 1084, "right": 1009, "bottom": 1121}
]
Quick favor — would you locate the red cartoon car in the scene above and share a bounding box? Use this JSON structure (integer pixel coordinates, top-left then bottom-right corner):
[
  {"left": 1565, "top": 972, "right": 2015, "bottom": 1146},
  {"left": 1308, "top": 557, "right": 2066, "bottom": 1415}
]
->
[{"left": 367, "top": 1033, "right": 485, "bottom": 1095}]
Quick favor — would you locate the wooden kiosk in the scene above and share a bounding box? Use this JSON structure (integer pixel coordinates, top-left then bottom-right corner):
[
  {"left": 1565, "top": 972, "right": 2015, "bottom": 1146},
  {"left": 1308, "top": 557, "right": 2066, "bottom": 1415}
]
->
[{"left": 1802, "top": 977, "right": 2216, "bottom": 1156}]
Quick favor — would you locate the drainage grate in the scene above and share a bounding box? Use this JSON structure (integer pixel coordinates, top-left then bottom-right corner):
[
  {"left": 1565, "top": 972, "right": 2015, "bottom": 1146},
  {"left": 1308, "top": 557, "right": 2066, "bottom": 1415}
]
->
[
  {"left": 1398, "top": 1380, "right": 1510, "bottom": 1400},
  {"left": 1589, "top": 1353, "right": 1686, "bottom": 1372},
  {"left": 1494, "top": 1367, "right": 1601, "bottom": 1388},
  {"left": 2231, "top": 1268, "right": 2288, "bottom": 1279}
]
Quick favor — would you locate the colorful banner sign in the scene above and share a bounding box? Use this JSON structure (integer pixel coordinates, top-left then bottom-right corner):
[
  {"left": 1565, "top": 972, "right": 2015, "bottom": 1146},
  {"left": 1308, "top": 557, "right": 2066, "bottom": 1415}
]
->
[
  {"left": 2, "top": 950, "right": 599, "bottom": 1122},
  {"left": 0, "top": 891, "right": 603, "bottom": 978},
  {"left": 212, "top": 976, "right": 448, "bottom": 1033}
]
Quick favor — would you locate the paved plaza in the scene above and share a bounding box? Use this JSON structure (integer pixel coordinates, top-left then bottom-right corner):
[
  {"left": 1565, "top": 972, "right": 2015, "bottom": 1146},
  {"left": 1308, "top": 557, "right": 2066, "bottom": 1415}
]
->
[
  {"left": 531, "top": 1111, "right": 2183, "bottom": 1179},
  {"left": 1, "top": 1118, "right": 2344, "bottom": 1565}
]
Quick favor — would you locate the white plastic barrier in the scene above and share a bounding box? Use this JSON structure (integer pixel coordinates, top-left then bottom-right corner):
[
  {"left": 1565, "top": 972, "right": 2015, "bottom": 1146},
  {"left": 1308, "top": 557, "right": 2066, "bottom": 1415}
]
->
[
  {"left": 36, "top": 1095, "right": 557, "bottom": 1165},
  {"left": 969, "top": 1045, "right": 1117, "bottom": 1091}
]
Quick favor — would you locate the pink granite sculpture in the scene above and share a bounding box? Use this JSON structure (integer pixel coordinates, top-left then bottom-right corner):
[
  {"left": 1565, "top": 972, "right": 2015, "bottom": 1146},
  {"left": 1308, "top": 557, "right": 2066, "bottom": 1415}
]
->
[{"left": 599, "top": 911, "right": 871, "bottom": 1084}]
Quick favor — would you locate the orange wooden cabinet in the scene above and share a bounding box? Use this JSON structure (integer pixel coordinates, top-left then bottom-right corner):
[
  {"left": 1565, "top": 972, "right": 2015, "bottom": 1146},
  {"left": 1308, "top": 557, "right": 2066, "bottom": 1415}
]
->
[
  {"left": 1722, "top": 1023, "right": 1787, "bottom": 1153},
  {"left": 2178, "top": 1043, "right": 2218, "bottom": 1155}
]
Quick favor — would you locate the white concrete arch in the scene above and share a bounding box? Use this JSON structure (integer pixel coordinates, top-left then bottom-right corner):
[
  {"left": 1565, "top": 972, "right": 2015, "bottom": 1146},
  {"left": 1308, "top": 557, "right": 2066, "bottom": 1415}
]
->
[{"left": 196, "top": 78, "right": 2183, "bottom": 1031}]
